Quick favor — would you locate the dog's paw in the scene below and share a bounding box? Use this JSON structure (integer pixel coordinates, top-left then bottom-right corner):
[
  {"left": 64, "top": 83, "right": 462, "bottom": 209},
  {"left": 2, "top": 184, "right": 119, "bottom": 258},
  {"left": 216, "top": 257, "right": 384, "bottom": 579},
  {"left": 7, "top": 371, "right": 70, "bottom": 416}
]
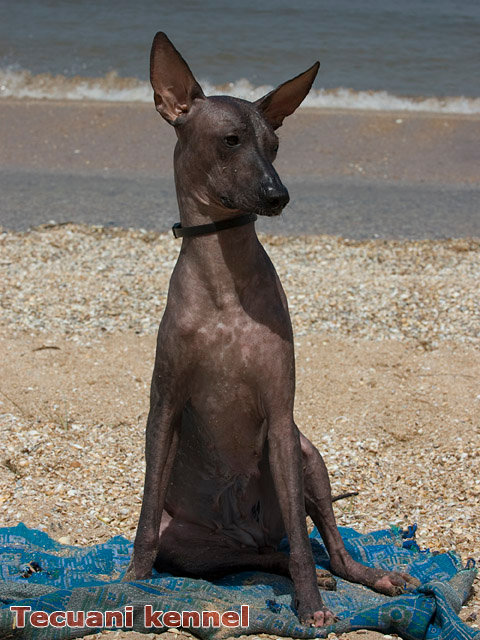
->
[
  {"left": 298, "top": 605, "right": 338, "bottom": 628},
  {"left": 316, "top": 567, "right": 337, "bottom": 591},
  {"left": 121, "top": 550, "right": 155, "bottom": 582},
  {"left": 372, "top": 570, "right": 421, "bottom": 596},
  {"left": 330, "top": 556, "right": 421, "bottom": 597},
  {"left": 121, "top": 557, "right": 137, "bottom": 582}
]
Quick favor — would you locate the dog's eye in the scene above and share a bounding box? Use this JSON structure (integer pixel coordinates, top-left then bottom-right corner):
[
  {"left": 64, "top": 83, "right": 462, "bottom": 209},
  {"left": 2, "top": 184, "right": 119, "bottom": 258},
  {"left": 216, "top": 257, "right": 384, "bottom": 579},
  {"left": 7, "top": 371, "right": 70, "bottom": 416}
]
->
[
  {"left": 272, "top": 143, "right": 279, "bottom": 153},
  {"left": 224, "top": 135, "right": 240, "bottom": 147}
]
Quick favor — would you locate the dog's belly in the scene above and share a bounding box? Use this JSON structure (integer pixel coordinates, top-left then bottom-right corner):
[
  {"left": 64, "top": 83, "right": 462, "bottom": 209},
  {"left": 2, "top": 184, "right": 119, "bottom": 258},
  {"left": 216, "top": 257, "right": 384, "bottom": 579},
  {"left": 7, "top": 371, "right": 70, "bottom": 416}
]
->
[{"left": 164, "top": 400, "right": 284, "bottom": 549}]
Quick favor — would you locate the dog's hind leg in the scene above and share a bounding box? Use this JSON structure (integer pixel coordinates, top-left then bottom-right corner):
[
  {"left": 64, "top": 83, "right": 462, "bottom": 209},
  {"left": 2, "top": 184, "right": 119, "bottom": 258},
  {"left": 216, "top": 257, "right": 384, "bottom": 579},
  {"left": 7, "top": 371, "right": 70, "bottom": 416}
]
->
[
  {"left": 300, "top": 432, "right": 420, "bottom": 595},
  {"left": 155, "top": 514, "right": 337, "bottom": 590},
  {"left": 155, "top": 515, "right": 292, "bottom": 579}
]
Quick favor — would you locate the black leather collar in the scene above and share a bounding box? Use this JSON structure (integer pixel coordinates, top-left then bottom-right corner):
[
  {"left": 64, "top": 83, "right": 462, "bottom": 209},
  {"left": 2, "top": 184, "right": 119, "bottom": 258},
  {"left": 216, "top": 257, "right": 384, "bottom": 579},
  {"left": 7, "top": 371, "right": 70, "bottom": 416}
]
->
[{"left": 172, "top": 213, "right": 257, "bottom": 238}]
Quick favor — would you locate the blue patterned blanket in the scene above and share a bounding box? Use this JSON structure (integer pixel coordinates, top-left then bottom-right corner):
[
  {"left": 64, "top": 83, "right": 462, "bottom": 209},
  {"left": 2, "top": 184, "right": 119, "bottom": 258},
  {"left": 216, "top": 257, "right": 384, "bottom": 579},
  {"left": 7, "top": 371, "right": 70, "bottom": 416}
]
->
[{"left": 0, "top": 523, "right": 477, "bottom": 639}]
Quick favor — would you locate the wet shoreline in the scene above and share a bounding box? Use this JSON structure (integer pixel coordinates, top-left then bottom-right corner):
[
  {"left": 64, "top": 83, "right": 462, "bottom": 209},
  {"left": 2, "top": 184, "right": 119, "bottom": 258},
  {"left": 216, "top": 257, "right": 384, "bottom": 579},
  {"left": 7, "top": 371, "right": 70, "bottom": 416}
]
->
[{"left": 1, "top": 101, "right": 479, "bottom": 238}]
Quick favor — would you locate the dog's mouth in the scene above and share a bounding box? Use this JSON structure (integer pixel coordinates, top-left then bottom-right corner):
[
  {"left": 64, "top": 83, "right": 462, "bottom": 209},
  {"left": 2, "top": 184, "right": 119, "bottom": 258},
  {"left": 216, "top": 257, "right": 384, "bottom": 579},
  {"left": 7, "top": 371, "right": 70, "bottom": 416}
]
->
[
  {"left": 220, "top": 196, "right": 288, "bottom": 218},
  {"left": 259, "top": 204, "right": 285, "bottom": 217},
  {"left": 254, "top": 200, "right": 288, "bottom": 217}
]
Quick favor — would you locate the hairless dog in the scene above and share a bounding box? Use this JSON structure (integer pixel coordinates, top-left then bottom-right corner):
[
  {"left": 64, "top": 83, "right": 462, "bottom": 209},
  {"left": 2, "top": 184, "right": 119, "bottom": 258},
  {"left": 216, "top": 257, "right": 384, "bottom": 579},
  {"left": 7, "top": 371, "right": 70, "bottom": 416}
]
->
[{"left": 124, "top": 32, "right": 420, "bottom": 627}]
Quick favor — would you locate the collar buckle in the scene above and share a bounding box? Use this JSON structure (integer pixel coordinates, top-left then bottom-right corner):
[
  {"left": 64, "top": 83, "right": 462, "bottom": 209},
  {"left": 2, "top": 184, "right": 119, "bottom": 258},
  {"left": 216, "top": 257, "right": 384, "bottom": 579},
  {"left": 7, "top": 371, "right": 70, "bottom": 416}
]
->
[{"left": 171, "top": 222, "right": 182, "bottom": 239}]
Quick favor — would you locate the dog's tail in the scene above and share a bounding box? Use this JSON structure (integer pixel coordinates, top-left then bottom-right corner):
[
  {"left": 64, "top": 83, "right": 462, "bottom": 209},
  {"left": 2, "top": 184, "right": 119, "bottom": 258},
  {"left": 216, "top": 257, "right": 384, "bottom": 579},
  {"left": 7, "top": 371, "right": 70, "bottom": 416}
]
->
[{"left": 331, "top": 491, "right": 359, "bottom": 503}]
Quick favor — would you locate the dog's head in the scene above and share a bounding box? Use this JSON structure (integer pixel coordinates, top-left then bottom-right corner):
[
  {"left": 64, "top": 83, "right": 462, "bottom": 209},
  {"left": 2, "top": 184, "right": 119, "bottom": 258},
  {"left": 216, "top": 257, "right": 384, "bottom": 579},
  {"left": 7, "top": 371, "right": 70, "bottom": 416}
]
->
[{"left": 150, "top": 32, "right": 319, "bottom": 219}]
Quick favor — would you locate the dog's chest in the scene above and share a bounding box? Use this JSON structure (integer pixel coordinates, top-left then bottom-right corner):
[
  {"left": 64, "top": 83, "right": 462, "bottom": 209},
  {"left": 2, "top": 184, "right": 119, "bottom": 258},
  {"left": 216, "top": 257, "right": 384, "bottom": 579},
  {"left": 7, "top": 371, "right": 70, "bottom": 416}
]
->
[
  {"left": 188, "top": 315, "right": 262, "bottom": 423},
  {"left": 192, "top": 312, "right": 269, "bottom": 372}
]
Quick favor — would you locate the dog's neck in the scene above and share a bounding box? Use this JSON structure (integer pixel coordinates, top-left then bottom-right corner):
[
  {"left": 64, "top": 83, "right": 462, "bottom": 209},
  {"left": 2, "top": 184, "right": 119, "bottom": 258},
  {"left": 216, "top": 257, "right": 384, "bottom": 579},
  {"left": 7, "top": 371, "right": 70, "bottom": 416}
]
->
[{"left": 175, "top": 193, "right": 266, "bottom": 306}]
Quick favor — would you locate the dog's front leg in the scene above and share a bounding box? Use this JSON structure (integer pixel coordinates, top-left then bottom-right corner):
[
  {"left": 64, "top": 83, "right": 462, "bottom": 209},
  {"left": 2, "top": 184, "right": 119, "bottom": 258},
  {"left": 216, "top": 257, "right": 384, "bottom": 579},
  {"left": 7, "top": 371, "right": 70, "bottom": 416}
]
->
[
  {"left": 267, "top": 410, "right": 335, "bottom": 627},
  {"left": 124, "top": 386, "right": 181, "bottom": 581}
]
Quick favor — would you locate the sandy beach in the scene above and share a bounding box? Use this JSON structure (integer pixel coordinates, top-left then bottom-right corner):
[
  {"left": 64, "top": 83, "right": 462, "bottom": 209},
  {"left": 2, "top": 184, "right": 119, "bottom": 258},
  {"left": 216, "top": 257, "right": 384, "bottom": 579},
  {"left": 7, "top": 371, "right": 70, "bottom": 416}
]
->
[
  {"left": 2, "top": 100, "right": 479, "bottom": 183},
  {"left": 0, "top": 99, "right": 479, "bottom": 639},
  {"left": 0, "top": 223, "right": 479, "bottom": 640}
]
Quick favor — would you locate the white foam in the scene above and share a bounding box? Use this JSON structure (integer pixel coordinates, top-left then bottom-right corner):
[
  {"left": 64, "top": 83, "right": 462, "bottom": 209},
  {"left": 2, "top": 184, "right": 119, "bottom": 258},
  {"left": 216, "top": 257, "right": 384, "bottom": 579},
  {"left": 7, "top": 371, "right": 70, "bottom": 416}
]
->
[
  {"left": 1, "top": 68, "right": 479, "bottom": 114},
  {"left": 302, "top": 87, "right": 480, "bottom": 114},
  {"left": 208, "top": 80, "right": 480, "bottom": 114},
  {"left": 0, "top": 69, "right": 151, "bottom": 102}
]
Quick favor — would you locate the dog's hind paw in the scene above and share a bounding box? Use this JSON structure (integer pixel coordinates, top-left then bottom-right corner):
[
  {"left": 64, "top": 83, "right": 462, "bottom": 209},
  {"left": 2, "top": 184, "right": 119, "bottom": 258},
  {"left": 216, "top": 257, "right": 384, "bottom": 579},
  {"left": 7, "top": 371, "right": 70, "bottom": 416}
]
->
[{"left": 316, "top": 567, "right": 337, "bottom": 591}]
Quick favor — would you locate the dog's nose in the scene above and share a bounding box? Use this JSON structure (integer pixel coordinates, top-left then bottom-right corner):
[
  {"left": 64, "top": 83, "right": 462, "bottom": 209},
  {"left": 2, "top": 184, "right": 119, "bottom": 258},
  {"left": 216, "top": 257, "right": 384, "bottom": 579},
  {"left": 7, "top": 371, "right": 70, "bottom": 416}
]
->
[{"left": 265, "top": 184, "right": 290, "bottom": 209}]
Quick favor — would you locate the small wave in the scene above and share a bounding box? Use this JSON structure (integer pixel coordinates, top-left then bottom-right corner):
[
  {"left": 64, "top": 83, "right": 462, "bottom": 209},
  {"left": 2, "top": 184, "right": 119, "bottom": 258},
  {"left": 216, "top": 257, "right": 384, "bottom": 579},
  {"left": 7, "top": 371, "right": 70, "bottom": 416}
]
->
[
  {"left": 0, "top": 69, "right": 151, "bottom": 102},
  {"left": 206, "top": 80, "right": 480, "bottom": 114},
  {"left": 1, "top": 68, "right": 479, "bottom": 114}
]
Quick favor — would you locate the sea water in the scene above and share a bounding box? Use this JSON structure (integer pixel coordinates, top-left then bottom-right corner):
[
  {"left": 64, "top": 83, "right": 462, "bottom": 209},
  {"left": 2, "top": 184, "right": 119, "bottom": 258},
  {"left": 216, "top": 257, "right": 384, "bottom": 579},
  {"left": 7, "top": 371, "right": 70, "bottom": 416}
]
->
[{"left": 0, "top": 0, "right": 479, "bottom": 113}]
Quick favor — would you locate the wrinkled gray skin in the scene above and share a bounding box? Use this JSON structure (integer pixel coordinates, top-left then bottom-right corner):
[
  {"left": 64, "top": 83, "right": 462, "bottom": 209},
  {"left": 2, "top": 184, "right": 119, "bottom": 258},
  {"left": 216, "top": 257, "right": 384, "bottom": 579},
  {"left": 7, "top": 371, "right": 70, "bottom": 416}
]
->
[{"left": 124, "top": 32, "right": 420, "bottom": 627}]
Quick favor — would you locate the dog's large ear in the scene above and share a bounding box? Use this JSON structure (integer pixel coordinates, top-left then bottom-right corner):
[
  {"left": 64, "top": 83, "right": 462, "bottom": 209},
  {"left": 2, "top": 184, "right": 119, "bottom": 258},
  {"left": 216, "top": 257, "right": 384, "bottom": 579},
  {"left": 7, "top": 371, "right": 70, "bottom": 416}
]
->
[
  {"left": 255, "top": 62, "right": 320, "bottom": 130},
  {"left": 150, "top": 32, "right": 205, "bottom": 125}
]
